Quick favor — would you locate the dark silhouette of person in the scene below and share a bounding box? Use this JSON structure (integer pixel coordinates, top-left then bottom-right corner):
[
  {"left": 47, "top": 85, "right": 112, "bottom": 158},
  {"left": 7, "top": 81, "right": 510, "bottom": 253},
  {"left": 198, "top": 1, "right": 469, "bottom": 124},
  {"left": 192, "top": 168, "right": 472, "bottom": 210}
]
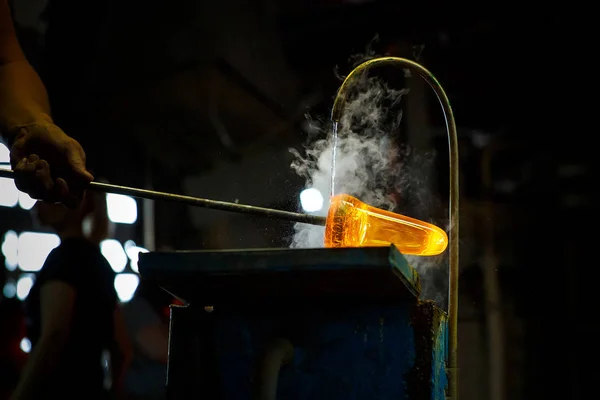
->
[{"left": 11, "top": 189, "right": 131, "bottom": 399}]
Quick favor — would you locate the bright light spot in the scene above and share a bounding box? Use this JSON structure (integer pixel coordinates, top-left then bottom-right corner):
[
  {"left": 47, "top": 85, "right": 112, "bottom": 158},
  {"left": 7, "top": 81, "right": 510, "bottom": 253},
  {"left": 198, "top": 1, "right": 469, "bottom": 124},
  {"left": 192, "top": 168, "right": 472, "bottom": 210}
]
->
[
  {"left": 4, "top": 231, "right": 59, "bottom": 272},
  {"left": 20, "top": 337, "right": 32, "bottom": 353},
  {"left": 100, "top": 239, "right": 128, "bottom": 273},
  {"left": 0, "top": 177, "right": 19, "bottom": 208},
  {"left": 300, "top": 188, "right": 324, "bottom": 213},
  {"left": 18, "top": 232, "right": 60, "bottom": 272},
  {"left": 16, "top": 274, "right": 35, "bottom": 300},
  {"left": 123, "top": 240, "right": 136, "bottom": 251},
  {"left": 18, "top": 191, "right": 37, "bottom": 210},
  {"left": 126, "top": 245, "right": 149, "bottom": 273},
  {"left": 106, "top": 194, "right": 137, "bottom": 224},
  {"left": 2, "top": 230, "right": 18, "bottom": 270},
  {"left": 3, "top": 281, "right": 16, "bottom": 298},
  {"left": 114, "top": 273, "right": 139, "bottom": 302},
  {"left": 82, "top": 215, "right": 93, "bottom": 237},
  {"left": 0, "top": 143, "right": 9, "bottom": 163}
]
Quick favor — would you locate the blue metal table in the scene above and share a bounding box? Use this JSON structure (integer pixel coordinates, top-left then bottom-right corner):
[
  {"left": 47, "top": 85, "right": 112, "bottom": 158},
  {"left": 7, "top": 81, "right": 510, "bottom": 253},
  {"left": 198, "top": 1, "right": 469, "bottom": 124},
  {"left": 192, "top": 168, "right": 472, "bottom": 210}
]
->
[{"left": 139, "top": 246, "right": 448, "bottom": 399}]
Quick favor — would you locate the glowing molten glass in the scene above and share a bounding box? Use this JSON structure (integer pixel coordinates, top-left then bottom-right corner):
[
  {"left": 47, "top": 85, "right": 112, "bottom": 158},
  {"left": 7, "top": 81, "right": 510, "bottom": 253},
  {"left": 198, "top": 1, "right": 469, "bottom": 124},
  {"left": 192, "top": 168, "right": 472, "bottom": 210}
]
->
[{"left": 324, "top": 194, "right": 448, "bottom": 256}]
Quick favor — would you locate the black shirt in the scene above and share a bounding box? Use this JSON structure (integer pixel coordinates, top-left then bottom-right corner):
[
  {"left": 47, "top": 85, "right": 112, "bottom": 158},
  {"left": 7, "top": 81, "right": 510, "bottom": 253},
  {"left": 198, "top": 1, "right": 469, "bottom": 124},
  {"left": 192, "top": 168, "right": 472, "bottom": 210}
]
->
[{"left": 25, "top": 236, "right": 117, "bottom": 398}]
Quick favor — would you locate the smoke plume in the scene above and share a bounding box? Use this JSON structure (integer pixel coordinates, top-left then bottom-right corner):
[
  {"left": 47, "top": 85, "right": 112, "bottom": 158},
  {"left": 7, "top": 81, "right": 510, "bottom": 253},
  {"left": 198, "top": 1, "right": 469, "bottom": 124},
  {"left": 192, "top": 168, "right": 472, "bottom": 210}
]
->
[{"left": 288, "top": 60, "right": 448, "bottom": 305}]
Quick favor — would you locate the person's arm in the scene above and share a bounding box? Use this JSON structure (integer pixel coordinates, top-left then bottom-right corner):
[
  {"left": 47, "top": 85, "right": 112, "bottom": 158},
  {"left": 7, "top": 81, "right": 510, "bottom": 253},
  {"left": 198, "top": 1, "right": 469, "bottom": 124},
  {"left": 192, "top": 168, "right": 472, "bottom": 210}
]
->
[
  {"left": 0, "top": 0, "right": 93, "bottom": 206},
  {"left": 0, "top": 0, "right": 51, "bottom": 139},
  {"left": 123, "top": 297, "right": 169, "bottom": 364},
  {"left": 111, "top": 305, "right": 133, "bottom": 399},
  {"left": 135, "top": 321, "right": 169, "bottom": 364},
  {"left": 0, "top": 0, "right": 25, "bottom": 63},
  {"left": 10, "top": 281, "right": 76, "bottom": 400}
]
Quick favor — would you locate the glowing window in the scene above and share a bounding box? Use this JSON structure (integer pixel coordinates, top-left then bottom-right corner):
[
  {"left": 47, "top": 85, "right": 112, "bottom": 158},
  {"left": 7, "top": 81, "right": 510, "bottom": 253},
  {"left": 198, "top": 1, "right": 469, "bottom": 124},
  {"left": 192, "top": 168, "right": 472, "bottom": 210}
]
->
[
  {"left": 114, "top": 273, "right": 139, "bottom": 302},
  {"left": 16, "top": 274, "right": 35, "bottom": 300},
  {"left": 3, "top": 281, "right": 16, "bottom": 298},
  {"left": 18, "top": 232, "right": 61, "bottom": 272},
  {"left": 0, "top": 142, "right": 9, "bottom": 163},
  {"left": 20, "top": 337, "right": 32, "bottom": 353},
  {"left": 18, "top": 191, "right": 37, "bottom": 210},
  {"left": 124, "top": 240, "right": 149, "bottom": 273},
  {"left": 100, "top": 239, "right": 128, "bottom": 273},
  {"left": 0, "top": 177, "right": 19, "bottom": 208},
  {"left": 2, "top": 230, "right": 18, "bottom": 271},
  {"left": 106, "top": 194, "right": 137, "bottom": 224}
]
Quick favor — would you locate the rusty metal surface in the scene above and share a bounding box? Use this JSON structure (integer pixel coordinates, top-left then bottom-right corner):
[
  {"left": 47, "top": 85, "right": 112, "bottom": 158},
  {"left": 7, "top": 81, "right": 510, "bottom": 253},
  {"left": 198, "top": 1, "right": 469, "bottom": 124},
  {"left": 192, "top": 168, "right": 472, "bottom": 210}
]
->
[{"left": 409, "top": 301, "right": 449, "bottom": 400}]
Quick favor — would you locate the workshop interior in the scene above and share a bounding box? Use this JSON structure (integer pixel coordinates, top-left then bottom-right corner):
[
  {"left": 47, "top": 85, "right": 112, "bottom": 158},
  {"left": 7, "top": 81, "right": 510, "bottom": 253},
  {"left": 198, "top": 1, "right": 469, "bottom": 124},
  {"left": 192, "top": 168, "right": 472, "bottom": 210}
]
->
[{"left": 0, "top": 1, "right": 589, "bottom": 399}]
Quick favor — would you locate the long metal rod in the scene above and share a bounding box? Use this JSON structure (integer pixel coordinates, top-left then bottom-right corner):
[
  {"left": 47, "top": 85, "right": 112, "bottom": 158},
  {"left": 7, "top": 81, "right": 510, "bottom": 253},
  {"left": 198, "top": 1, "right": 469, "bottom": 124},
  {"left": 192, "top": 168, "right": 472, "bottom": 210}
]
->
[
  {"left": 0, "top": 168, "right": 326, "bottom": 226},
  {"left": 331, "top": 57, "right": 460, "bottom": 399}
]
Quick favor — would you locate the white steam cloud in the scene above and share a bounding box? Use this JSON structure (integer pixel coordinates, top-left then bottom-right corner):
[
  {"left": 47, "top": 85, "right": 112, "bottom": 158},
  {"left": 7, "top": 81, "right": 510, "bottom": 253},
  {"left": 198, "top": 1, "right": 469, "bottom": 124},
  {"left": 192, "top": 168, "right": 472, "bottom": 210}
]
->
[
  {"left": 290, "top": 74, "right": 408, "bottom": 247},
  {"left": 288, "top": 64, "right": 448, "bottom": 306}
]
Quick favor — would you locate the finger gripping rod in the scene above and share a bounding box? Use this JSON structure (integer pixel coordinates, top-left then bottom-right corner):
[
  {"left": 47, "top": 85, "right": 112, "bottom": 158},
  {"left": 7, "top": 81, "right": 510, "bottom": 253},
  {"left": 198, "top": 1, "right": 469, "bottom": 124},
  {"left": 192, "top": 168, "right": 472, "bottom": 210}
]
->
[{"left": 0, "top": 169, "right": 326, "bottom": 226}]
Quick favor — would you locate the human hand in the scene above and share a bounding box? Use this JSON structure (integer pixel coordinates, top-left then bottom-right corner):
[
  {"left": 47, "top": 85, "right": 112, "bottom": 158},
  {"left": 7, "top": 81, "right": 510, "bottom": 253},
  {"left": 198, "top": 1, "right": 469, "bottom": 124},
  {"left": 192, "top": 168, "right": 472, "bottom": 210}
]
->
[{"left": 9, "top": 119, "right": 94, "bottom": 207}]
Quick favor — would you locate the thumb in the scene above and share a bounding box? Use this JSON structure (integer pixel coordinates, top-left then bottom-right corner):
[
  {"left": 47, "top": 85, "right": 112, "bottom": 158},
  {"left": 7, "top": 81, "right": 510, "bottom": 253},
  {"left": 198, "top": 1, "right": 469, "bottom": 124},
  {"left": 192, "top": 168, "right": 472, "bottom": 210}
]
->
[{"left": 66, "top": 145, "right": 94, "bottom": 182}]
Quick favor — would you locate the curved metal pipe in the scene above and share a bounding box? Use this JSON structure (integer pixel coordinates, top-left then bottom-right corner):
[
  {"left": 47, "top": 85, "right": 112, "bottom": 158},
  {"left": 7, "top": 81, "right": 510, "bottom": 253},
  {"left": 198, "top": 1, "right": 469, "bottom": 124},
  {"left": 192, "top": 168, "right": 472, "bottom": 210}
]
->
[
  {"left": 253, "top": 338, "right": 295, "bottom": 400},
  {"left": 331, "top": 57, "right": 459, "bottom": 399}
]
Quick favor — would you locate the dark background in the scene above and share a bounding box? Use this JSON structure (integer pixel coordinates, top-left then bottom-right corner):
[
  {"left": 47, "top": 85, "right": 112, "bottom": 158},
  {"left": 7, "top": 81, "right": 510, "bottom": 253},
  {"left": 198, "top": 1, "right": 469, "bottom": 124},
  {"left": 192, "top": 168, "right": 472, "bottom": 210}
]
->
[{"left": 1, "top": 1, "right": 592, "bottom": 399}]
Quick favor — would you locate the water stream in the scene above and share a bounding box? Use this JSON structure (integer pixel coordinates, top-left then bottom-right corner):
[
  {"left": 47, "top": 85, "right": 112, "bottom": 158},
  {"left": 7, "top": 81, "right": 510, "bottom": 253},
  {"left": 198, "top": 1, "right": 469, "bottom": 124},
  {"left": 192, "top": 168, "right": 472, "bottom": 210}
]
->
[{"left": 330, "top": 121, "right": 339, "bottom": 199}]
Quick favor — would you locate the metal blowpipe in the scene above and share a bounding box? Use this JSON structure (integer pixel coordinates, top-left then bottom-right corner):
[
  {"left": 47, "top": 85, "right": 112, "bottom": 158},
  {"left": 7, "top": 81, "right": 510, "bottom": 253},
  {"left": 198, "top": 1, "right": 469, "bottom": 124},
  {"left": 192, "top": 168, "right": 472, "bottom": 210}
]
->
[{"left": 0, "top": 169, "right": 326, "bottom": 226}]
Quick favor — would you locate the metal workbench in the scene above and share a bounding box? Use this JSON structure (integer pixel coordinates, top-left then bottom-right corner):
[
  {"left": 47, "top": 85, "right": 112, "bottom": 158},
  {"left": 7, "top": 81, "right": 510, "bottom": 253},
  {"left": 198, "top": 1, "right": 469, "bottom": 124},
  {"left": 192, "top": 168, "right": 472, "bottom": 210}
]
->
[{"left": 139, "top": 245, "right": 448, "bottom": 399}]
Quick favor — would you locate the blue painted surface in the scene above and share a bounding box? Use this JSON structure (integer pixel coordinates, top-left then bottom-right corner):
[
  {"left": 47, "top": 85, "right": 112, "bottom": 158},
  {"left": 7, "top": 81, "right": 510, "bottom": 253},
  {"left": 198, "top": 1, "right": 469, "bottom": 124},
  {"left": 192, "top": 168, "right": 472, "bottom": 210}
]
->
[
  {"left": 141, "top": 246, "right": 414, "bottom": 274},
  {"left": 149, "top": 246, "right": 448, "bottom": 398},
  {"left": 431, "top": 315, "right": 449, "bottom": 400},
  {"left": 212, "top": 305, "right": 416, "bottom": 400},
  {"left": 140, "top": 246, "right": 423, "bottom": 305}
]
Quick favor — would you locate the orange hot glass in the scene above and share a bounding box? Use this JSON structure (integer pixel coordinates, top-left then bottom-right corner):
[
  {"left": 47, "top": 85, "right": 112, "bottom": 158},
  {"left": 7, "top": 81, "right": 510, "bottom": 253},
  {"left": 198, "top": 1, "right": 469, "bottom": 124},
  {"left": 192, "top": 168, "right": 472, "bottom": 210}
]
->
[{"left": 324, "top": 194, "right": 448, "bottom": 256}]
